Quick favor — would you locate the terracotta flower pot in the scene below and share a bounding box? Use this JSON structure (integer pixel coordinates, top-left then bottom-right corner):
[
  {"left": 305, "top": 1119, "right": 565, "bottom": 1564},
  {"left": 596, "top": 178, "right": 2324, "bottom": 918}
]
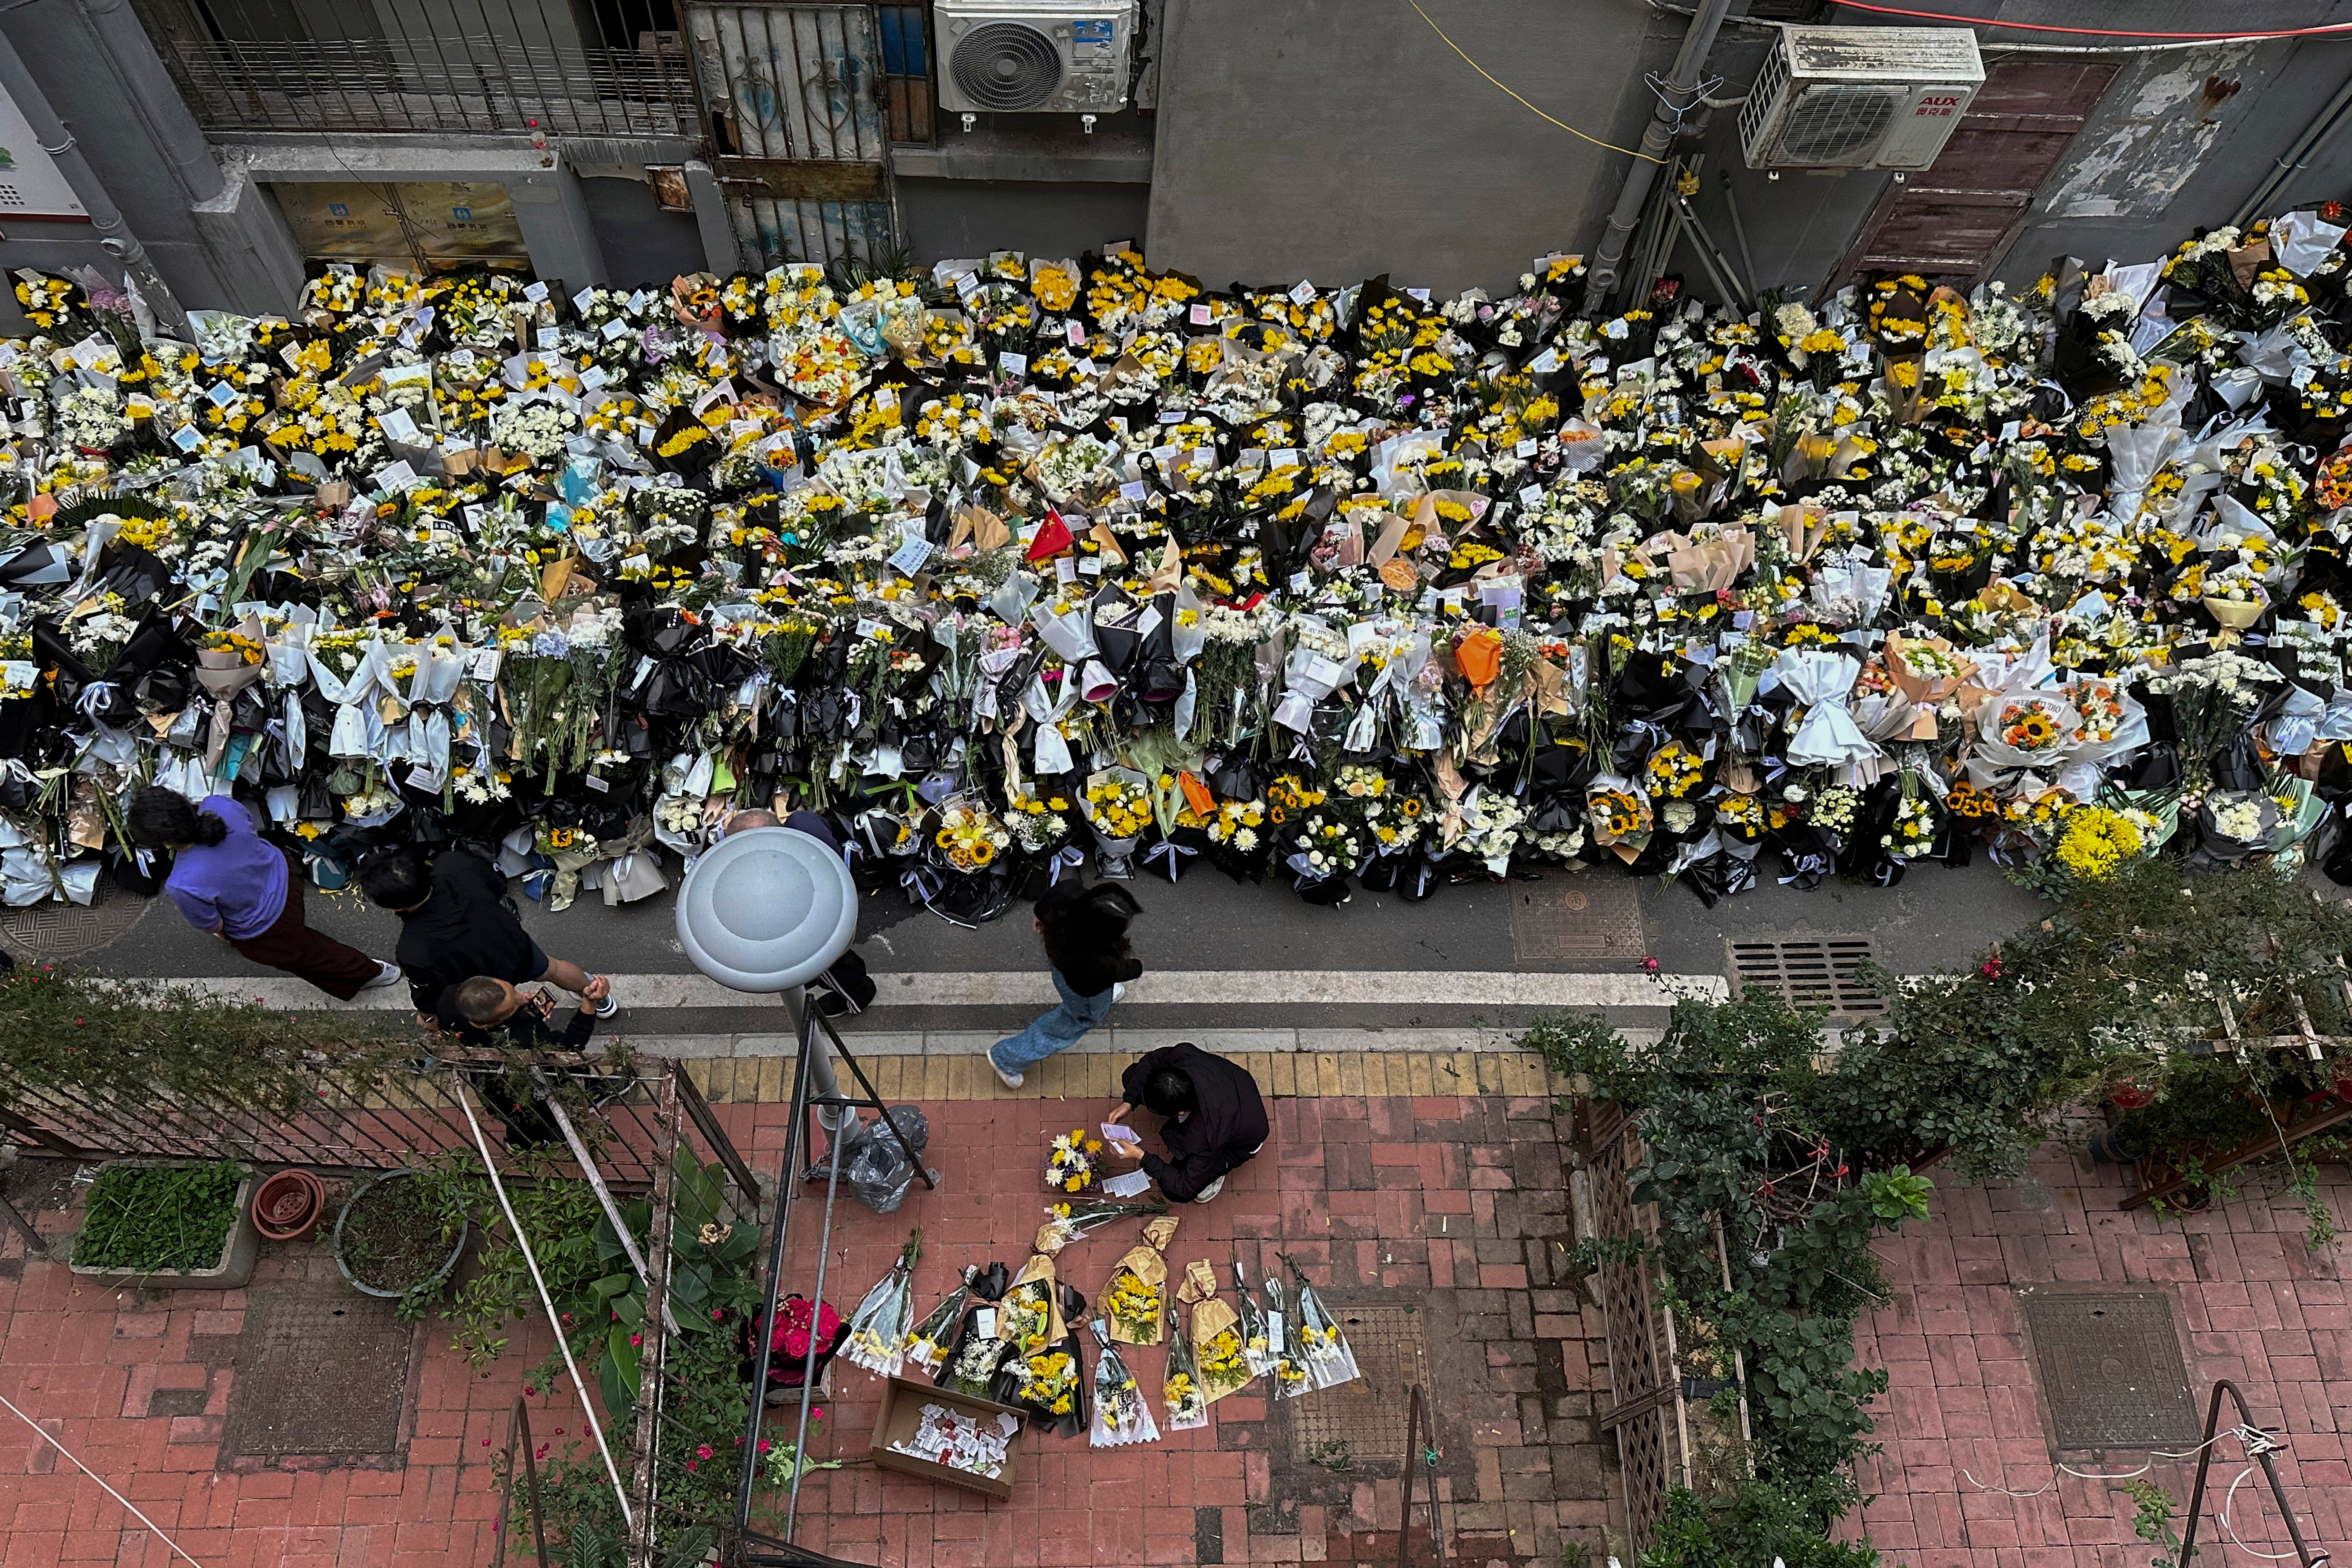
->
[{"left": 251, "top": 1169, "right": 327, "bottom": 1244}]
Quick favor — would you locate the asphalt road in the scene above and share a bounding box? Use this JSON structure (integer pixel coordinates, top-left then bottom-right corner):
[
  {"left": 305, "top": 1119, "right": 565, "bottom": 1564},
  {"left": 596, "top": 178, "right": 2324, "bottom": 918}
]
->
[{"left": 21, "top": 852, "right": 2049, "bottom": 1038}]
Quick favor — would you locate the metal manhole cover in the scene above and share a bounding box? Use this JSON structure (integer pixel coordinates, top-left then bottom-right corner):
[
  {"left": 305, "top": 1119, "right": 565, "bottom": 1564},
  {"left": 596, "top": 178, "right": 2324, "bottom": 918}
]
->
[
  {"left": 221, "top": 1287, "right": 415, "bottom": 1461},
  {"left": 1290, "top": 1303, "right": 1430, "bottom": 1466},
  {"left": 2018, "top": 1291, "right": 2200, "bottom": 1450},
  {"left": 1511, "top": 877, "right": 1648, "bottom": 964},
  {"left": 1727, "top": 936, "right": 1887, "bottom": 1015},
  {"left": 0, "top": 882, "right": 152, "bottom": 959}
]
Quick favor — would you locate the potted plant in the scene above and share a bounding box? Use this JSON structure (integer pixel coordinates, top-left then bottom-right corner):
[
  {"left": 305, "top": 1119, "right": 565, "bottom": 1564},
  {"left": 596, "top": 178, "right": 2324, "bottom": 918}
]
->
[
  {"left": 69, "top": 1160, "right": 258, "bottom": 1290},
  {"left": 252, "top": 1169, "right": 327, "bottom": 1244},
  {"left": 332, "top": 1168, "right": 469, "bottom": 1308}
]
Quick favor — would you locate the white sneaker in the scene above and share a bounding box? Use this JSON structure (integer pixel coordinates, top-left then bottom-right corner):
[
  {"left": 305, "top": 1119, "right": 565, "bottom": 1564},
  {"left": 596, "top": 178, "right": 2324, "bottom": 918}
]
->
[
  {"left": 1112, "top": 982, "right": 1127, "bottom": 1004},
  {"left": 361, "top": 960, "right": 403, "bottom": 991},
  {"left": 989, "top": 1053, "right": 1024, "bottom": 1090},
  {"left": 1191, "top": 1176, "right": 1225, "bottom": 1203},
  {"left": 588, "top": 973, "right": 619, "bottom": 1018}
]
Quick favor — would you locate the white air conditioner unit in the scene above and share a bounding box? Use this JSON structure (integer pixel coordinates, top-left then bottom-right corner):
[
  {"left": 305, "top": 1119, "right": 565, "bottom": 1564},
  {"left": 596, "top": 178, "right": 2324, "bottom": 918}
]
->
[
  {"left": 1738, "top": 26, "right": 1984, "bottom": 171},
  {"left": 935, "top": 0, "right": 1135, "bottom": 116}
]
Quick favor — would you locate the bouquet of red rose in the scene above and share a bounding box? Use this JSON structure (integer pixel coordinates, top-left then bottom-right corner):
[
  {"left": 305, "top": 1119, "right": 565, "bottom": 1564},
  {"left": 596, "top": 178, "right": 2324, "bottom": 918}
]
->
[{"left": 738, "top": 1294, "right": 847, "bottom": 1397}]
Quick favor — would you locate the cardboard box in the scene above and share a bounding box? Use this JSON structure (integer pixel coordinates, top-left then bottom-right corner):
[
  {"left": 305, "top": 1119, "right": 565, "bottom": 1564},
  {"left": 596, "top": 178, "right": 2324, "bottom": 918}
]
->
[{"left": 868, "top": 1375, "right": 1027, "bottom": 1501}]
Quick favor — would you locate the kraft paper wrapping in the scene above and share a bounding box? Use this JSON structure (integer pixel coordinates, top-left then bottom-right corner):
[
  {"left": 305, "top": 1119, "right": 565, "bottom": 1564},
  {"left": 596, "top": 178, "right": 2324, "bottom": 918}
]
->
[{"left": 1105, "top": 1242, "right": 1167, "bottom": 1345}]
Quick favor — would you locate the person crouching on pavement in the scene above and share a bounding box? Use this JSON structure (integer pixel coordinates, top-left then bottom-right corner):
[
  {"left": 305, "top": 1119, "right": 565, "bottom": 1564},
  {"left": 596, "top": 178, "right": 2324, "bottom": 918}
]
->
[{"left": 1103, "top": 1042, "right": 1268, "bottom": 1203}]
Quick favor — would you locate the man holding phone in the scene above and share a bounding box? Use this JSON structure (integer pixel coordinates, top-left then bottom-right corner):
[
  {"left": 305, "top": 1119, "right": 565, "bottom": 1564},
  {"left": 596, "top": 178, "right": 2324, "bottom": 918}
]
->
[
  {"left": 1101, "top": 1042, "right": 1268, "bottom": 1203},
  {"left": 446, "top": 973, "right": 611, "bottom": 1051}
]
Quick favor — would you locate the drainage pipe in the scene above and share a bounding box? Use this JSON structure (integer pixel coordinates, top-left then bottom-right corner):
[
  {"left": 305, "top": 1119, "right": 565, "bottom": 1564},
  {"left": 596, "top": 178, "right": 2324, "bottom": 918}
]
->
[
  {"left": 0, "top": 23, "right": 190, "bottom": 338},
  {"left": 1582, "top": 0, "right": 1738, "bottom": 313}
]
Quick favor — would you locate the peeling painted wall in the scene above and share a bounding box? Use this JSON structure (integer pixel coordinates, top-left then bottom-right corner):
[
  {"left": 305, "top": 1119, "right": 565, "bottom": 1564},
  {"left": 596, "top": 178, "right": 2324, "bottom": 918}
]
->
[{"left": 2044, "top": 46, "right": 2259, "bottom": 221}]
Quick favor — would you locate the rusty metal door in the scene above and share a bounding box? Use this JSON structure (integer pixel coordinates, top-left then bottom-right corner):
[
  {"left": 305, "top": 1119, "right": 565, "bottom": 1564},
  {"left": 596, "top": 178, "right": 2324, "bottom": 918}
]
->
[
  {"left": 1582, "top": 1100, "right": 1676, "bottom": 1551},
  {"left": 1830, "top": 59, "right": 2118, "bottom": 285},
  {"left": 683, "top": 2, "right": 898, "bottom": 272}
]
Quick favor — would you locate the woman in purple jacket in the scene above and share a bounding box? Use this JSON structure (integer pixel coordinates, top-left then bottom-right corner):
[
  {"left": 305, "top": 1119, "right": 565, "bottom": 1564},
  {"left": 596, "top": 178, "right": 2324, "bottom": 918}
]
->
[{"left": 128, "top": 787, "right": 400, "bottom": 1000}]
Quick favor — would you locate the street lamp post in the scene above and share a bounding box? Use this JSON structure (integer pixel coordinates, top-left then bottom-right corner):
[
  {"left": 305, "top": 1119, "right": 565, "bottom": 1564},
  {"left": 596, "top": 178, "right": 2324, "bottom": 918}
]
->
[{"left": 674, "top": 826, "right": 858, "bottom": 1132}]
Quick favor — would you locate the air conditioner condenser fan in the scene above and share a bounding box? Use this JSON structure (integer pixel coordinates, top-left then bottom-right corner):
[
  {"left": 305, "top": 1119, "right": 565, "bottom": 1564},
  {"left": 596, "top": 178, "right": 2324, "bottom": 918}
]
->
[
  {"left": 1775, "top": 85, "right": 1902, "bottom": 164},
  {"left": 950, "top": 21, "right": 1065, "bottom": 111}
]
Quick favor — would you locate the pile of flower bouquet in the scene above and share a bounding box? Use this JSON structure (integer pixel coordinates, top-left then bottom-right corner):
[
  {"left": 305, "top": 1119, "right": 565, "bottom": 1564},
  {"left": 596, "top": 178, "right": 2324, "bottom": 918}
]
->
[{"left": 8, "top": 207, "right": 2352, "bottom": 912}]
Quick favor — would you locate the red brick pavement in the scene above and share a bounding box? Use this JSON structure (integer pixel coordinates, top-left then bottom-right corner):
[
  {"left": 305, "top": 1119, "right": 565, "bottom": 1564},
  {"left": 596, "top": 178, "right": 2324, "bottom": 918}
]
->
[
  {"left": 1842, "top": 1138, "right": 2351, "bottom": 1566},
  {"left": 762, "top": 1092, "right": 1612, "bottom": 1566},
  {"left": 0, "top": 1087, "right": 1612, "bottom": 1568}
]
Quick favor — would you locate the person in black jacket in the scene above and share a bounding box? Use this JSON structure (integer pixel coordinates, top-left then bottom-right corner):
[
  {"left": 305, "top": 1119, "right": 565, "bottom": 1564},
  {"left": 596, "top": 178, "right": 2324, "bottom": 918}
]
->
[
  {"left": 986, "top": 880, "right": 1143, "bottom": 1090},
  {"left": 446, "top": 974, "right": 609, "bottom": 1052},
  {"left": 1104, "top": 1042, "right": 1268, "bottom": 1203},
  {"left": 358, "top": 848, "right": 615, "bottom": 1035}
]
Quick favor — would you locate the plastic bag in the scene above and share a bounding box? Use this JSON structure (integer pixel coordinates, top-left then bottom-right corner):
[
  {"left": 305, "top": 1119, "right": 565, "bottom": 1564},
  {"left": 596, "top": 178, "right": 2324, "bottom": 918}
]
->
[{"left": 831, "top": 1105, "right": 935, "bottom": 1214}]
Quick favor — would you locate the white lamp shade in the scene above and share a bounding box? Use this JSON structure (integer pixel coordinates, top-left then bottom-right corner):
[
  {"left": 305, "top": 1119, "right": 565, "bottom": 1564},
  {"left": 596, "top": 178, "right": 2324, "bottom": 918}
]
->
[{"left": 675, "top": 826, "right": 857, "bottom": 992}]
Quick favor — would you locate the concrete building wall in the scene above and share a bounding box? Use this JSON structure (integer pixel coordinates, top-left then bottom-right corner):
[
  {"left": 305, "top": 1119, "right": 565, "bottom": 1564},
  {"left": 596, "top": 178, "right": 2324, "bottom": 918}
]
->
[
  {"left": 1144, "top": 0, "right": 1669, "bottom": 295},
  {"left": 10, "top": 0, "right": 2352, "bottom": 320},
  {"left": 898, "top": 177, "right": 1151, "bottom": 265},
  {"left": 1674, "top": 5, "right": 2352, "bottom": 306},
  {"left": 1146, "top": 0, "right": 2352, "bottom": 301},
  {"left": 579, "top": 172, "right": 710, "bottom": 285}
]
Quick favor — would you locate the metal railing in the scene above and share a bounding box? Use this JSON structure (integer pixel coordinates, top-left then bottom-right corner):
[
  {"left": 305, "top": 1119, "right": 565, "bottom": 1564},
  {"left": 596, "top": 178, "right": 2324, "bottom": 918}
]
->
[
  {"left": 0, "top": 1045, "right": 693, "bottom": 1189},
  {"left": 736, "top": 995, "right": 932, "bottom": 1565},
  {"left": 175, "top": 34, "right": 702, "bottom": 137}
]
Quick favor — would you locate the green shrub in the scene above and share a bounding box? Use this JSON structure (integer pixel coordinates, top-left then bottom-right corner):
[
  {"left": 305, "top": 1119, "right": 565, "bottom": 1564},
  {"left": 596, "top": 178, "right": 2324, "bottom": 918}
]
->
[{"left": 72, "top": 1161, "right": 245, "bottom": 1272}]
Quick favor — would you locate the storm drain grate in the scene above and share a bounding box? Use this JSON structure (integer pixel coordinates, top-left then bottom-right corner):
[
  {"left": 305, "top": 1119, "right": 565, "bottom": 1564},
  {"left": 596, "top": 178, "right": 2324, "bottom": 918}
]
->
[
  {"left": 1728, "top": 936, "right": 1886, "bottom": 1015},
  {"left": 0, "top": 882, "right": 152, "bottom": 960},
  {"left": 1511, "top": 876, "right": 1650, "bottom": 965},
  {"left": 2019, "top": 1291, "right": 2201, "bottom": 1451},
  {"left": 1289, "top": 1303, "right": 1430, "bottom": 1468},
  {"left": 221, "top": 1285, "right": 415, "bottom": 1462}
]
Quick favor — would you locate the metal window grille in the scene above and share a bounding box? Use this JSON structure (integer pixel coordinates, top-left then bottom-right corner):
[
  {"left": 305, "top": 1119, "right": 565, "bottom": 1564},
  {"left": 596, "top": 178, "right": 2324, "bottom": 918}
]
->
[
  {"left": 878, "top": 2, "right": 935, "bottom": 144},
  {"left": 152, "top": 0, "right": 704, "bottom": 137}
]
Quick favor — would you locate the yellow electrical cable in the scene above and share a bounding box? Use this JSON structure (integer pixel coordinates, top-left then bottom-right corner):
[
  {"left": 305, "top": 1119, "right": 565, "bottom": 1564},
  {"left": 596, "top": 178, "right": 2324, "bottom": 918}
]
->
[{"left": 1403, "top": 0, "right": 1665, "bottom": 162}]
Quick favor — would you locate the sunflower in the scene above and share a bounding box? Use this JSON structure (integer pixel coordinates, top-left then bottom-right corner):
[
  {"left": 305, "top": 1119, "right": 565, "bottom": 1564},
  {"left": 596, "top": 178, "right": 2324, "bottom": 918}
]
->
[{"left": 2003, "top": 711, "right": 2058, "bottom": 750}]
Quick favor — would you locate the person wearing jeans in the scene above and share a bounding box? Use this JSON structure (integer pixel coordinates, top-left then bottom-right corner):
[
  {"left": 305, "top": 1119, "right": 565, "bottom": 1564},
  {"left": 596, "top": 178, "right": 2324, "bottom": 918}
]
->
[
  {"left": 988, "top": 879, "right": 1142, "bottom": 1089},
  {"left": 129, "top": 786, "right": 399, "bottom": 1001}
]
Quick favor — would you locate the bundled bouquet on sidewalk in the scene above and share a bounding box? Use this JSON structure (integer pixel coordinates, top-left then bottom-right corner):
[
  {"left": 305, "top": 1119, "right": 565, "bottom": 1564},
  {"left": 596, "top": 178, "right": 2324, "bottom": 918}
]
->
[
  {"left": 1046, "top": 1126, "right": 1104, "bottom": 1194},
  {"left": 996, "top": 1254, "right": 1064, "bottom": 1361},
  {"left": 1175, "top": 1258, "right": 1253, "bottom": 1402},
  {"left": 900, "top": 1264, "right": 978, "bottom": 1375},
  {"left": 1082, "top": 766, "right": 1153, "bottom": 879},
  {"left": 741, "top": 1294, "right": 846, "bottom": 1397},
  {"left": 1232, "top": 1251, "right": 1276, "bottom": 1376},
  {"left": 841, "top": 1229, "right": 922, "bottom": 1377},
  {"left": 935, "top": 1261, "right": 1013, "bottom": 1397},
  {"left": 1088, "top": 1319, "right": 1161, "bottom": 1447},
  {"left": 1190, "top": 1297, "right": 1255, "bottom": 1404},
  {"left": 1103, "top": 1214, "right": 1178, "bottom": 1345},
  {"left": 1285, "top": 1255, "right": 1363, "bottom": 1392},
  {"left": 1036, "top": 1196, "right": 1168, "bottom": 1254},
  {"left": 996, "top": 1279, "right": 1091, "bottom": 1436},
  {"left": 1163, "top": 1307, "right": 1211, "bottom": 1430},
  {"left": 1262, "top": 1270, "right": 1308, "bottom": 1399}
]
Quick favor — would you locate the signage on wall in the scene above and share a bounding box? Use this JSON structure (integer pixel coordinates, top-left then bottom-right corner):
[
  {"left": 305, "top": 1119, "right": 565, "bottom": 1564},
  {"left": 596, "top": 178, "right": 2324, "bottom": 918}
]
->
[{"left": 0, "top": 84, "right": 87, "bottom": 219}]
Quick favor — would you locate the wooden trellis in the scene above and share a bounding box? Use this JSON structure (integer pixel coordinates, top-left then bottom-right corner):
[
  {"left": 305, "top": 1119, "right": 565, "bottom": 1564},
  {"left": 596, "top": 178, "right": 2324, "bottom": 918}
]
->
[{"left": 2120, "top": 948, "right": 2352, "bottom": 1211}]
